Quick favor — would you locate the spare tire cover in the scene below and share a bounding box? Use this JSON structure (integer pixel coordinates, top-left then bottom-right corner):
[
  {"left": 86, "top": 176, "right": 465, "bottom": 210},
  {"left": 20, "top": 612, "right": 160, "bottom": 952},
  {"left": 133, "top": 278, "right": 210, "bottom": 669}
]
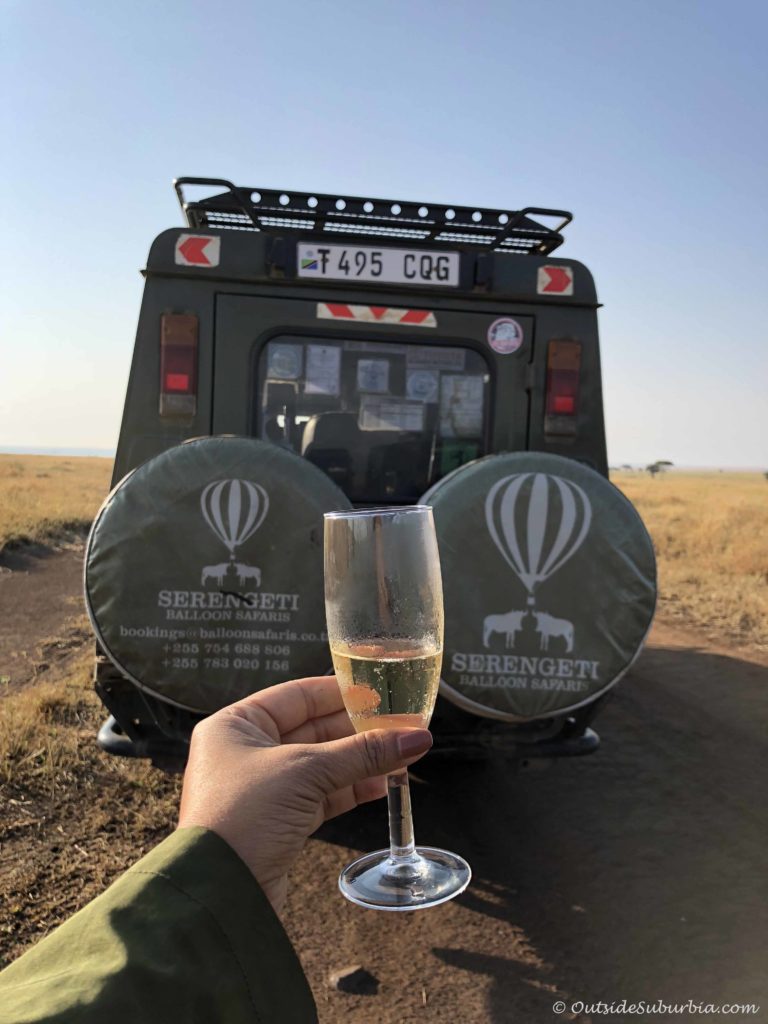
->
[
  {"left": 85, "top": 436, "right": 350, "bottom": 713},
  {"left": 424, "top": 452, "right": 656, "bottom": 721}
]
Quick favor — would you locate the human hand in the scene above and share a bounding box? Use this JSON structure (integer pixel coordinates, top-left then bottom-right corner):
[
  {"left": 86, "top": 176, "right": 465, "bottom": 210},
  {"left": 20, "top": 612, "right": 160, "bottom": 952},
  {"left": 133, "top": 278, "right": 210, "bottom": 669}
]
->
[{"left": 177, "top": 676, "right": 432, "bottom": 914}]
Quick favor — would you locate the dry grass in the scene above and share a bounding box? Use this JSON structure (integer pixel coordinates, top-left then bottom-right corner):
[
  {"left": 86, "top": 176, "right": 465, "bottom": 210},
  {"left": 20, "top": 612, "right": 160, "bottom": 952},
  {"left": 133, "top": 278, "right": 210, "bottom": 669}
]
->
[
  {"left": 0, "top": 650, "right": 176, "bottom": 816},
  {"left": 0, "top": 650, "right": 173, "bottom": 809},
  {"left": 611, "top": 471, "right": 768, "bottom": 647},
  {"left": 0, "top": 650, "right": 180, "bottom": 964},
  {"left": 0, "top": 454, "right": 113, "bottom": 551},
  {"left": 0, "top": 655, "right": 99, "bottom": 788},
  {"left": 0, "top": 649, "right": 179, "bottom": 806}
]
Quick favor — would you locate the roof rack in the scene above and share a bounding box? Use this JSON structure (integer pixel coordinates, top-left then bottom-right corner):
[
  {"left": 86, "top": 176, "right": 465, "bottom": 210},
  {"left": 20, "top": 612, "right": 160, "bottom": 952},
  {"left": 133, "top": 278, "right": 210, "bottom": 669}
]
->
[{"left": 174, "top": 177, "right": 572, "bottom": 256}]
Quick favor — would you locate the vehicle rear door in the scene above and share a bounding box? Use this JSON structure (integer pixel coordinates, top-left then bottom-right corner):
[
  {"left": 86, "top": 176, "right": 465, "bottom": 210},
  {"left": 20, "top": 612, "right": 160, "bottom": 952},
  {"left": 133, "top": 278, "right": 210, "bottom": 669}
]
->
[{"left": 213, "top": 291, "right": 533, "bottom": 502}]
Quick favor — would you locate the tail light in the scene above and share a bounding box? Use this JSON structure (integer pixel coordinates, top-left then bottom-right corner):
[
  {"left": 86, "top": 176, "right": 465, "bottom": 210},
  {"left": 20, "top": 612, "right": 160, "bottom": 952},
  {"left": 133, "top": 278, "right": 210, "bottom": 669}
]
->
[
  {"left": 160, "top": 313, "right": 198, "bottom": 418},
  {"left": 545, "top": 339, "right": 581, "bottom": 437}
]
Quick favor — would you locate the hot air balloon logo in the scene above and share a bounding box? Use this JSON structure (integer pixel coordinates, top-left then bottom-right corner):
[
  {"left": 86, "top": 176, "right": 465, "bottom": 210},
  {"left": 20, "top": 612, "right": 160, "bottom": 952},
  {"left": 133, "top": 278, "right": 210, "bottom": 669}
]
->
[
  {"left": 485, "top": 473, "right": 591, "bottom": 602},
  {"left": 481, "top": 473, "right": 592, "bottom": 652},
  {"left": 200, "top": 480, "right": 269, "bottom": 584}
]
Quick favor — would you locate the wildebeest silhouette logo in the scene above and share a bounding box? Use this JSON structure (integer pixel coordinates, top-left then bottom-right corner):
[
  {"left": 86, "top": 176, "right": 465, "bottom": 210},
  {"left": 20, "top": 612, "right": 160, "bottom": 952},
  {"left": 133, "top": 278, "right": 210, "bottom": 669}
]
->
[
  {"left": 482, "top": 473, "right": 591, "bottom": 653},
  {"left": 234, "top": 562, "right": 262, "bottom": 587},
  {"left": 200, "top": 479, "right": 268, "bottom": 586},
  {"left": 533, "top": 611, "right": 574, "bottom": 652},
  {"left": 482, "top": 609, "right": 526, "bottom": 648},
  {"left": 201, "top": 562, "right": 229, "bottom": 587}
]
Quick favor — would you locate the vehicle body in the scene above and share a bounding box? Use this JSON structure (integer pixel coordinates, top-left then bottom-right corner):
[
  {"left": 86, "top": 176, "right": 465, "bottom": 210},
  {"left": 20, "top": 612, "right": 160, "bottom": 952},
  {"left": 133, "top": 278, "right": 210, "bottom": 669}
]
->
[{"left": 93, "top": 178, "right": 617, "bottom": 769}]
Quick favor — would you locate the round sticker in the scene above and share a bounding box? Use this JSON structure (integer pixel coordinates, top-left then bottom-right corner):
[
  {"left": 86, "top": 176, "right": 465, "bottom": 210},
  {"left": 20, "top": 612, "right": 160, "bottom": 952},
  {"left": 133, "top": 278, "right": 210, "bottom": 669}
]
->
[
  {"left": 406, "top": 369, "right": 440, "bottom": 403},
  {"left": 85, "top": 436, "right": 351, "bottom": 713},
  {"left": 267, "top": 342, "right": 302, "bottom": 380},
  {"left": 487, "top": 318, "right": 524, "bottom": 355},
  {"left": 423, "top": 452, "right": 657, "bottom": 722}
]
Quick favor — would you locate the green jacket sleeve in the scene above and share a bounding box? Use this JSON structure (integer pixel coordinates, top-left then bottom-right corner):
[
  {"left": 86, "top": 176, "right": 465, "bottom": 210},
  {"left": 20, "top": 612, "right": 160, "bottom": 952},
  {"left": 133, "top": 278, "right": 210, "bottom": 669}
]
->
[{"left": 0, "top": 827, "right": 317, "bottom": 1024}]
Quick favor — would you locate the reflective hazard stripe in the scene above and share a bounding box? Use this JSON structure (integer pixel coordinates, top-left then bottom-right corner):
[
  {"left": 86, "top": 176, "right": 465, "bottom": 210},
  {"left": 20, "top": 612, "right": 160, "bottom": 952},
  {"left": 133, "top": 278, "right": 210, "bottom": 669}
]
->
[{"left": 317, "top": 303, "right": 437, "bottom": 327}]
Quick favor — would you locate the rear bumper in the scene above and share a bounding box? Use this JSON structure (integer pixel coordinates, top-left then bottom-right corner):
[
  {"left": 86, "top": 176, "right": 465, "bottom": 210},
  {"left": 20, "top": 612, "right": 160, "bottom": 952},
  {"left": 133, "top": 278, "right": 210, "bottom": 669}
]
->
[{"left": 94, "top": 651, "right": 604, "bottom": 771}]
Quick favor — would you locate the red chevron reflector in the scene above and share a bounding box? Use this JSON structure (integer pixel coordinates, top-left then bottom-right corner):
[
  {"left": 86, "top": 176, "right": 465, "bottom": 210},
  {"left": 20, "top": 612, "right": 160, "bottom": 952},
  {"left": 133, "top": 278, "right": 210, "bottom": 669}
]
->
[
  {"left": 174, "top": 234, "right": 221, "bottom": 267},
  {"left": 317, "top": 303, "right": 437, "bottom": 328},
  {"left": 537, "top": 265, "right": 574, "bottom": 295}
]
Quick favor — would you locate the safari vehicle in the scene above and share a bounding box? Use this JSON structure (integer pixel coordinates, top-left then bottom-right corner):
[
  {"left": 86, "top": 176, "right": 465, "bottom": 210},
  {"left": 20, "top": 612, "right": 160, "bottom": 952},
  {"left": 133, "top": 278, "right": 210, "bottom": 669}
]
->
[{"left": 86, "top": 178, "right": 655, "bottom": 770}]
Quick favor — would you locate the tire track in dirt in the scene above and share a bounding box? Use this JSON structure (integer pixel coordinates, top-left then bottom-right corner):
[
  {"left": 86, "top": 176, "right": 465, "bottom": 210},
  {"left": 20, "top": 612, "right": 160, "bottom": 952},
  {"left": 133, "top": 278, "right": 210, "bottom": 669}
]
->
[{"left": 0, "top": 540, "right": 91, "bottom": 690}]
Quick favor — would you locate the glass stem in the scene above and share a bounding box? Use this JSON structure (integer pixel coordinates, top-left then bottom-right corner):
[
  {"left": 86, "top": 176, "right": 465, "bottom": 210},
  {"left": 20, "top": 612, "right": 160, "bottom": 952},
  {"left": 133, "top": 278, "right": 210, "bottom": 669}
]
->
[{"left": 387, "top": 769, "right": 416, "bottom": 861}]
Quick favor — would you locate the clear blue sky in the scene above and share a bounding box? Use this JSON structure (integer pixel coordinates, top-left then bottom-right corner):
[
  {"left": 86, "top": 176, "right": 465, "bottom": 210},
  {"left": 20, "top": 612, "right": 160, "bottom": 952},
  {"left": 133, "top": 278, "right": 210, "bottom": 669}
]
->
[{"left": 2, "top": 0, "right": 766, "bottom": 467}]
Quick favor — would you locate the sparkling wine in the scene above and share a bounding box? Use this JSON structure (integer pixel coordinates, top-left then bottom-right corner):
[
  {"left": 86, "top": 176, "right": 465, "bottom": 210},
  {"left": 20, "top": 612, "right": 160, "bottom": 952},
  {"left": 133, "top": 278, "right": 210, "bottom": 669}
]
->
[{"left": 331, "top": 640, "right": 442, "bottom": 732}]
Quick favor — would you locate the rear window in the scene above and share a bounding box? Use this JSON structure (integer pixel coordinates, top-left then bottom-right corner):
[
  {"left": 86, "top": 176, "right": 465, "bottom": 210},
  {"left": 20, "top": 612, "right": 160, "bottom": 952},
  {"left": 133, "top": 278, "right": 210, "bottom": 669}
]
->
[{"left": 255, "top": 335, "right": 490, "bottom": 503}]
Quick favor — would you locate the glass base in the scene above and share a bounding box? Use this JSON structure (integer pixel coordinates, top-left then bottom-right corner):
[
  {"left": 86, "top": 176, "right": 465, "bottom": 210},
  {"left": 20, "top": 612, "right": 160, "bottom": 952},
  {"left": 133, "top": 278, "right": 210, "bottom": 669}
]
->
[{"left": 339, "top": 846, "right": 471, "bottom": 911}]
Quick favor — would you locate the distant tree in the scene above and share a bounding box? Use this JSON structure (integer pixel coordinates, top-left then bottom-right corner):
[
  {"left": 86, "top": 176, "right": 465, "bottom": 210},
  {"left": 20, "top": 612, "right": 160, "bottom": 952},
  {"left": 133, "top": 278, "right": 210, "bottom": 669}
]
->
[
  {"left": 646, "top": 463, "right": 660, "bottom": 477},
  {"left": 621, "top": 463, "right": 633, "bottom": 471},
  {"left": 656, "top": 460, "right": 674, "bottom": 468},
  {"left": 764, "top": 471, "right": 768, "bottom": 481}
]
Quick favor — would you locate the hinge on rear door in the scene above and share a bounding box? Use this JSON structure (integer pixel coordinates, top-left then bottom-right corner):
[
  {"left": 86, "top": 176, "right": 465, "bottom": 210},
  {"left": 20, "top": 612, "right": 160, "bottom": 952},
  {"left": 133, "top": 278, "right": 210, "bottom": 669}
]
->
[
  {"left": 474, "top": 254, "right": 492, "bottom": 291},
  {"left": 267, "top": 237, "right": 293, "bottom": 278}
]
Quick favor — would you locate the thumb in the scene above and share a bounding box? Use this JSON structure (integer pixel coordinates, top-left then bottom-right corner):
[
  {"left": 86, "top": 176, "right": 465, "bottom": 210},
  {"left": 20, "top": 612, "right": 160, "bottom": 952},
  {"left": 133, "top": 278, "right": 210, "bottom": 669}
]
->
[{"left": 305, "top": 728, "right": 433, "bottom": 794}]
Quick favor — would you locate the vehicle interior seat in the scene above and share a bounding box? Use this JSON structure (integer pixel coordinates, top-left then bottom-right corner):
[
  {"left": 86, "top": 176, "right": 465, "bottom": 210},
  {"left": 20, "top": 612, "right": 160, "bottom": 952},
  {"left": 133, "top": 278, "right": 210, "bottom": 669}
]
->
[{"left": 301, "top": 412, "right": 362, "bottom": 491}]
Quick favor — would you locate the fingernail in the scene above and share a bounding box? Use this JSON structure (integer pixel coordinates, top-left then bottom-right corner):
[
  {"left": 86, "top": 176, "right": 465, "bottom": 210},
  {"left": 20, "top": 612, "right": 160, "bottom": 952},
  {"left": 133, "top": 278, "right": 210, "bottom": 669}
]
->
[{"left": 397, "top": 729, "right": 433, "bottom": 758}]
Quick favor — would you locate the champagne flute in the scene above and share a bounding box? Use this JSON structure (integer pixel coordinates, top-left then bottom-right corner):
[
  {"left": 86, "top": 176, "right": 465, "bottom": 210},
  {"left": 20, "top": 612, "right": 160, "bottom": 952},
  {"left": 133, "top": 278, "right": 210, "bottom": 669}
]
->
[{"left": 324, "top": 505, "right": 471, "bottom": 911}]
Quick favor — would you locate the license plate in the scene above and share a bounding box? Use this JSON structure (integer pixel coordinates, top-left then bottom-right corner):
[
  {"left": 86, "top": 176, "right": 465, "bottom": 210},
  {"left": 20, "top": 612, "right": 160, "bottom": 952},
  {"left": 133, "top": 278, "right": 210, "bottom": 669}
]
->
[{"left": 297, "top": 243, "right": 460, "bottom": 287}]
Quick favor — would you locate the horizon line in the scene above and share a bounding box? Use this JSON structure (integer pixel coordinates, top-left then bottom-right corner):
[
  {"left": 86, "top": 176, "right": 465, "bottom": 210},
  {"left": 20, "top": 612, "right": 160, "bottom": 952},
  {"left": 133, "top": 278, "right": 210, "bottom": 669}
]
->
[{"left": 0, "top": 444, "right": 764, "bottom": 472}]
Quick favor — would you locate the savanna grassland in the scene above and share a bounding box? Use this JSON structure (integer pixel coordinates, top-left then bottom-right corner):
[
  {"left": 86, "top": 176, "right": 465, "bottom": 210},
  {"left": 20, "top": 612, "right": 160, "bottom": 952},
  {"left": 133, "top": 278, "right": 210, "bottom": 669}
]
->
[
  {"left": 1, "top": 456, "right": 767, "bottom": 1014},
  {"left": 0, "top": 454, "right": 113, "bottom": 552},
  {"left": 611, "top": 470, "right": 768, "bottom": 649},
  {"left": 2, "top": 454, "right": 765, "bottom": 641}
]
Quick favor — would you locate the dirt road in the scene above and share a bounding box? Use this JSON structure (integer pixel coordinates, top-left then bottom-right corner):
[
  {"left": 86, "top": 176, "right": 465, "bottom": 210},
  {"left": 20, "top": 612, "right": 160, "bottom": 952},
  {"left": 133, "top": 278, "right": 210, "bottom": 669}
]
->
[
  {"left": 1, "top": 545, "right": 766, "bottom": 1022},
  {"left": 290, "top": 621, "right": 767, "bottom": 1022},
  {"left": 0, "top": 540, "right": 90, "bottom": 687}
]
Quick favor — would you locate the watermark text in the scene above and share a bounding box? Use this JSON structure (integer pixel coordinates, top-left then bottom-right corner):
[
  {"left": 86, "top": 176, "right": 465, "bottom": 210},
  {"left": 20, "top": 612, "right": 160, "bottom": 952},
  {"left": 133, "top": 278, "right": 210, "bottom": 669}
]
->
[{"left": 552, "top": 999, "right": 760, "bottom": 1016}]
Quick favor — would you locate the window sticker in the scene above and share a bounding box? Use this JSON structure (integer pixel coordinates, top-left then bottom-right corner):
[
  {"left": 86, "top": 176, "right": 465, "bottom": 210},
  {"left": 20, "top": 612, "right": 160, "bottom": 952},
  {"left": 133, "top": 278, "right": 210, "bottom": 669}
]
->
[
  {"left": 304, "top": 344, "right": 341, "bottom": 396},
  {"left": 356, "top": 359, "right": 390, "bottom": 394},
  {"left": 487, "top": 318, "right": 524, "bottom": 355},
  {"left": 267, "top": 343, "right": 303, "bottom": 381},
  {"left": 359, "top": 396, "right": 425, "bottom": 433},
  {"left": 406, "top": 369, "right": 440, "bottom": 404},
  {"left": 406, "top": 346, "right": 466, "bottom": 372},
  {"left": 440, "top": 376, "right": 485, "bottom": 437},
  {"left": 344, "top": 341, "right": 408, "bottom": 356}
]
